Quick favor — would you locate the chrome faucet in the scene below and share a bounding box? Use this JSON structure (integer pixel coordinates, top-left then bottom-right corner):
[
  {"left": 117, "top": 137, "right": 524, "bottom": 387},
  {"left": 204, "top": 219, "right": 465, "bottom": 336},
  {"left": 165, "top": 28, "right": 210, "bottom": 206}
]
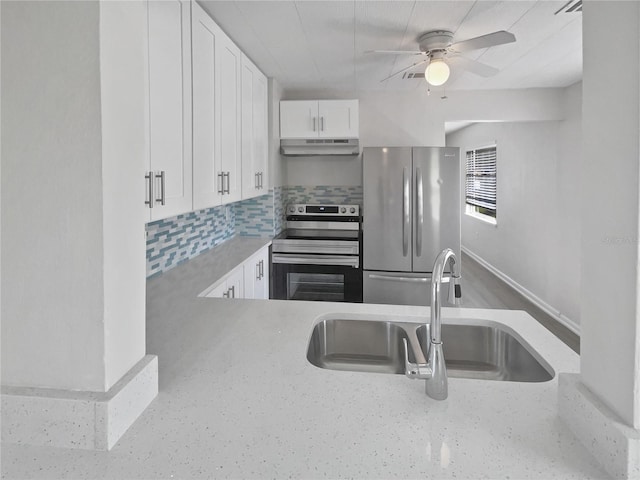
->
[{"left": 403, "top": 248, "right": 461, "bottom": 400}]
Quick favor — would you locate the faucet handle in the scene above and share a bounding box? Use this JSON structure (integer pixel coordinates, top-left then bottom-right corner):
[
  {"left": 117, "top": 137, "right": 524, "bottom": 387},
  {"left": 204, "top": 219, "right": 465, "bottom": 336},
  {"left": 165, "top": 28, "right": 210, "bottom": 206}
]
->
[
  {"left": 403, "top": 338, "right": 432, "bottom": 379},
  {"left": 448, "top": 275, "right": 462, "bottom": 306}
]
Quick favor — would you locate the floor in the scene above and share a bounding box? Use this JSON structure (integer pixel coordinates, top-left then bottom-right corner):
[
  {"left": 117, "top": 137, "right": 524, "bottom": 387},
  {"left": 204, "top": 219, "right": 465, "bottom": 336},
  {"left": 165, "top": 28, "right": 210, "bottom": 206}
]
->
[{"left": 460, "top": 251, "right": 580, "bottom": 353}]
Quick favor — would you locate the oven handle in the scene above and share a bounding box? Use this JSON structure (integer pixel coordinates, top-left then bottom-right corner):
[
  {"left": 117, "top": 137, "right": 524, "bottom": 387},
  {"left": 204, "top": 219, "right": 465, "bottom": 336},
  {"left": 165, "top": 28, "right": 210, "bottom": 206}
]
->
[{"left": 272, "top": 254, "right": 359, "bottom": 268}]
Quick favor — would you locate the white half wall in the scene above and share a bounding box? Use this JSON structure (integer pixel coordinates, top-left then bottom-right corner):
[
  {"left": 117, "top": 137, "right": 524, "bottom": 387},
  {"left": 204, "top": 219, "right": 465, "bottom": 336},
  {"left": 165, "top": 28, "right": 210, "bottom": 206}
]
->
[
  {"left": 1, "top": 0, "right": 149, "bottom": 393},
  {"left": 99, "top": 0, "right": 148, "bottom": 391},
  {"left": 282, "top": 87, "right": 566, "bottom": 187},
  {"left": 1, "top": 1, "right": 106, "bottom": 391},
  {"left": 446, "top": 82, "right": 582, "bottom": 331},
  {"left": 580, "top": 0, "right": 640, "bottom": 430}
]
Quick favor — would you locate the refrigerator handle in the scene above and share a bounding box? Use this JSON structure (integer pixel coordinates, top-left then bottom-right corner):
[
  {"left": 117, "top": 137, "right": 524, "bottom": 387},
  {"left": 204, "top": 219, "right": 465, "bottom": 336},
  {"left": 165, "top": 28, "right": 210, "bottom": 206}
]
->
[
  {"left": 416, "top": 167, "right": 424, "bottom": 257},
  {"left": 403, "top": 167, "right": 410, "bottom": 257}
]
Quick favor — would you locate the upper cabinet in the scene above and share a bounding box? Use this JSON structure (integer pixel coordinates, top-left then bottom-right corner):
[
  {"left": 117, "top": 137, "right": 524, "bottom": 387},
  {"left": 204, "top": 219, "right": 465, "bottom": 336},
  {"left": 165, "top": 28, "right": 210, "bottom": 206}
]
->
[
  {"left": 146, "top": 0, "right": 193, "bottom": 221},
  {"left": 192, "top": 1, "right": 242, "bottom": 210},
  {"left": 241, "top": 54, "right": 268, "bottom": 200},
  {"left": 280, "top": 100, "right": 359, "bottom": 139},
  {"left": 146, "top": 0, "right": 269, "bottom": 220}
]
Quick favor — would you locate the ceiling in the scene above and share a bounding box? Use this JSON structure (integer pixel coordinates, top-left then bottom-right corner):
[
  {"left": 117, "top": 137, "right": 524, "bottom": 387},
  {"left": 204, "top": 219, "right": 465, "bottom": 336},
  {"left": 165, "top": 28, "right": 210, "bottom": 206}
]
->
[{"left": 199, "top": 0, "right": 582, "bottom": 93}]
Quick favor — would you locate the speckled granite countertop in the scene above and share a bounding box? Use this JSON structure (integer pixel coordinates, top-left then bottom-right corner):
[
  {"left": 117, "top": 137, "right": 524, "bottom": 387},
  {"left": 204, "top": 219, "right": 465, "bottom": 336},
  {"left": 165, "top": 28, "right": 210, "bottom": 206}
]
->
[{"left": 1, "top": 237, "right": 608, "bottom": 479}]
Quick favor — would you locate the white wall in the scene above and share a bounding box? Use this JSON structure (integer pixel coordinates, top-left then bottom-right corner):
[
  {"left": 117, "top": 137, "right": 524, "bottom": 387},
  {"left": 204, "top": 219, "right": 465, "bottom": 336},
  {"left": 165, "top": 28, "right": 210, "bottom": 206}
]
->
[
  {"left": 282, "top": 87, "right": 566, "bottom": 187},
  {"left": 1, "top": 1, "right": 148, "bottom": 393},
  {"left": 99, "top": 1, "right": 148, "bottom": 391},
  {"left": 447, "top": 82, "right": 582, "bottom": 330},
  {"left": 581, "top": 1, "right": 640, "bottom": 429},
  {"left": 1, "top": 1, "right": 106, "bottom": 391}
]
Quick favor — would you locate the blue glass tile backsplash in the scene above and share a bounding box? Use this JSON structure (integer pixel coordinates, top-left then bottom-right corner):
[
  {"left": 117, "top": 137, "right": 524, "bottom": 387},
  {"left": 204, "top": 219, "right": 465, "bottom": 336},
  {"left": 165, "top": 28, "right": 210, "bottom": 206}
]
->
[
  {"left": 146, "top": 205, "right": 236, "bottom": 278},
  {"left": 145, "top": 185, "right": 362, "bottom": 277}
]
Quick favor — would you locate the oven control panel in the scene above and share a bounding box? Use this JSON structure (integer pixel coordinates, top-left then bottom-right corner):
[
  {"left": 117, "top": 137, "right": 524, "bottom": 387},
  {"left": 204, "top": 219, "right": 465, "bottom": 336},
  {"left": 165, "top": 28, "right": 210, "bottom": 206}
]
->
[{"left": 287, "top": 204, "right": 359, "bottom": 217}]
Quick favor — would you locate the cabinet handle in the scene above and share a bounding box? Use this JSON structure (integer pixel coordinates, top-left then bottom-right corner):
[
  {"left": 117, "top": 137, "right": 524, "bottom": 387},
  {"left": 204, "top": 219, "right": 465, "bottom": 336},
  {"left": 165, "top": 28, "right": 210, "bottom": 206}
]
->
[
  {"left": 229, "top": 285, "right": 235, "bottom": 298},
  {"left": 217, "top": 172, "right": 224, "bottom": 195},
  {"left": 255, "top": 172, "right": 259, "bottom": 189},
  {"left": 259, "top": 172, "right": 263, "bottom": 189},
  {"left": 155, "top": 171, "right": 166, "bottom": 206},
  {"left": 321, "top": 116, "right": 324, "bottom": 132},
  {"left": 145, "top": 172, "right": 154, "bottom": 209},
  {"left": 222, "top": 290, "right": 229, "bottom": 298},
  {"left": 259, "top": 259, "right": 264, "bottom": 279},
  {"left": 313, "top": 116, "right": 316, "bottom": 132},
  {"left": 256, "top": 262, "right": 261, "bottom": 280},
  {"left": 223, "top": 172, "right": 230, "bottom": 194}
]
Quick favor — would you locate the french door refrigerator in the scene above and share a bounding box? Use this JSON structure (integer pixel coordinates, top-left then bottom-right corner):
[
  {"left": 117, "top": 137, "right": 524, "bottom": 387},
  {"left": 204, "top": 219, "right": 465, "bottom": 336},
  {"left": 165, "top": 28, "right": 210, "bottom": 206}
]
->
[{"left": 362, "top": 146, "right": 461, "bottom": 306}]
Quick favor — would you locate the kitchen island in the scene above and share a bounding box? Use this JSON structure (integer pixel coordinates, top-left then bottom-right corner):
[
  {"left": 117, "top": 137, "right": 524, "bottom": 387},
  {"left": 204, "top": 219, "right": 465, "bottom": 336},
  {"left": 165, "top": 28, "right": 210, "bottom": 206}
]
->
[{"left": 2, "top": 239, "right": 608, "bottom": 479}]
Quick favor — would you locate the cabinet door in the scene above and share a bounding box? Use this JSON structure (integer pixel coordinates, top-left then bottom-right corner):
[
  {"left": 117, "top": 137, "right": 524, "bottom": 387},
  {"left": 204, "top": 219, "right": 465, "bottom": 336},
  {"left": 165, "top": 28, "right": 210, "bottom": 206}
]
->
[
  {"left": 253, "top": 71, "right": 269, "bottom": 193},
  {"left": 280, "top": 100, "right": 318, "bottom": 138},
  {"left": 217, "top": 34, "right": 242, "bottom": 204},
  {"left": 254, "top": 247, "right": 269, "bottom": 299},
  {"left": 242, "top": 247, "right": 269, "bottom": 299},
  {"left": 204, "top": 281, "right": 228, "bottom": 298},
  {"left": 147, "top": 0, "right": 193, "bottom": 220},
  {"left": 318, "top": 100, "right": 358, "bottom": 139},
  {"left": 226, "top": 266, "right": 244, "bottom": 299},
  {"left": 241, "top": 56, "right": 269, "bottom": 200},
  {"left": 192, "top": 1, "right": 222, "bottom": 210}
]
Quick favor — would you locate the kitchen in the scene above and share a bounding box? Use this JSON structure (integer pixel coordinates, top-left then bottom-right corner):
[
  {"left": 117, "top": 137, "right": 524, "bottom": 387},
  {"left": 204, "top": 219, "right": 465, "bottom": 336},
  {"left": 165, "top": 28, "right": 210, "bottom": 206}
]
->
[{"left": 2, "top": 1, "right": 639, "bottom": 479}]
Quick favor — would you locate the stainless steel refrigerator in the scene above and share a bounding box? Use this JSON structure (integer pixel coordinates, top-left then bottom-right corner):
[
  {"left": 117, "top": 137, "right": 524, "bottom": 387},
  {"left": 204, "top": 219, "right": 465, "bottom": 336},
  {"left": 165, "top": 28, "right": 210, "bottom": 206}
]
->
[{"left": 362, "top": 146, "right": 461, "bottom": 306}]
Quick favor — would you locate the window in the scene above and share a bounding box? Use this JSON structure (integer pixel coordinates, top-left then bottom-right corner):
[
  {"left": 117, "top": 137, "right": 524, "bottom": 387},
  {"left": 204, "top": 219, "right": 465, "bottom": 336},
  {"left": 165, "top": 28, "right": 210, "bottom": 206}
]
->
[{"left": 465, "top": 145, "right": 497, "bottom": 223}]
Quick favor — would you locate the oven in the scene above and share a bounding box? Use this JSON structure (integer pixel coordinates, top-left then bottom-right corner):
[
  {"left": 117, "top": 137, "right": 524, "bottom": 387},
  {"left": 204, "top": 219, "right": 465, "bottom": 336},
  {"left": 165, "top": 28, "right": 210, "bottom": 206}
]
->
[{"left": 271, "top": 204, "right": 363, "bottom": 302}]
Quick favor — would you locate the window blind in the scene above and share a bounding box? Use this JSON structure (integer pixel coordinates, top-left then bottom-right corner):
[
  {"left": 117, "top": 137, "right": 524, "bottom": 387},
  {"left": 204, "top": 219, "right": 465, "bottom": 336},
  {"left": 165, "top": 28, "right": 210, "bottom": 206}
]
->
[{"left": 465, "top": 146, "right": 497, "bottom": 215}]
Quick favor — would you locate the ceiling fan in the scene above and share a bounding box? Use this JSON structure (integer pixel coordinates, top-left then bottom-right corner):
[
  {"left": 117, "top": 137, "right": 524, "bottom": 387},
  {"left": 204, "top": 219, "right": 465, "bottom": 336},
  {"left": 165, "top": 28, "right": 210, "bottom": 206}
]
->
[{"left": 371, "top": 30, "right": 516, "bottom": 86}]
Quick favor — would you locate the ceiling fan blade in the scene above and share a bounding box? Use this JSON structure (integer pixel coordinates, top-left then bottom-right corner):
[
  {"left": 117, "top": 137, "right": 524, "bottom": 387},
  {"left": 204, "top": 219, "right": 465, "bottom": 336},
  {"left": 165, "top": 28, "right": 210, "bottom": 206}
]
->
[
  {"left": 450, "top": 30, "right": 516, "bottom": 53},
  {"left": 366, "top": 50, "right": 424, "bottom": 55},
  {"left": 447, "top": 56, "right": 499, "bottom": 78},
  {"left": 379, "top": 58, "right": 429, "bottom": 83}
]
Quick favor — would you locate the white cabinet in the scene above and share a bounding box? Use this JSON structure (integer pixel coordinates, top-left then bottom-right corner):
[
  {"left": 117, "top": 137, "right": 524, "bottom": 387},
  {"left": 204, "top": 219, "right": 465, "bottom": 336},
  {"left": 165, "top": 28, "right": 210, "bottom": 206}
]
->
[
  {"left": 192, "top": 2, "right": 242, "bottom": 210},
  {"left": 204, "top": 265, "right": 244, "bottom": 299},
  {"left": 218, "top": 32, "right": 243, "bottom": 204},
  {"left": 243, "top": 246, "right": 269, "bottom": 299},
  {"left": 200, "top": 245, "right": 270, "bottom": 300},
  {"left": 279, "top": 100, "right": 318, "bottom": 139},
  {"left": 241, "top": 54, "right": 269, "bottom": 200},
  {"left": 280, "top": 100, "right": 358, "bottom": 139},
  {"left": 318, "top": 100, "right": 359, "bottom": 139},
  {"left": 192, "top": 1, "right": 222, "bottom": 210},
  {"left": 146, "top": 0, "right": 193, "bottom": 221}
]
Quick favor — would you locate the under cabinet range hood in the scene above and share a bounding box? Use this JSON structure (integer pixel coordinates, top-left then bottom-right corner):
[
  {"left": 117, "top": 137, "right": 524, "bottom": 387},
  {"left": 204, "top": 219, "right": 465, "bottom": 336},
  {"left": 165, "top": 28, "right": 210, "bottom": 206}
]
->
[{"left": 280, "top": 138, "right": 360, "bottom": 157}]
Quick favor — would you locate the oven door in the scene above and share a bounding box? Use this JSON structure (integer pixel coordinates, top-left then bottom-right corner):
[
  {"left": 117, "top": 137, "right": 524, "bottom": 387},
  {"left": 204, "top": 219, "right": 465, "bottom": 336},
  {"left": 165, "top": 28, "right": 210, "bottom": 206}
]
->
[{"left": 271, "top": 254, "right": 363, "bottom": 303}]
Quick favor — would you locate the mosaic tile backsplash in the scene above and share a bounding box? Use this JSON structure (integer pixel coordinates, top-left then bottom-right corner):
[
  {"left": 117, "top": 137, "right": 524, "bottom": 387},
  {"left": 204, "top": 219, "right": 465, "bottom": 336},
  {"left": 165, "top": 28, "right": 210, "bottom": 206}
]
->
[
  {"left": 284, "top": 185, "right": 363, "bottom": 206},
  {"left": 146, "top": 185, "right": 362, "bottom": 277},
  {"left": 146, "top": 205, "right": 236, "bottom": 278},
  {"left": 234, "top": 191, "right": 275, "bottom": 237}
]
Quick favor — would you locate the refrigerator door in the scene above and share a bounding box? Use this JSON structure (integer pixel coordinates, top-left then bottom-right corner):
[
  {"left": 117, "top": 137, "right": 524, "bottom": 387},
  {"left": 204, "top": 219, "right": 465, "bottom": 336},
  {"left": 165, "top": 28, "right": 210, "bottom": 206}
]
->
[
  {"left": 363, "top": 270, "right": 432, "bottom": 306},
  {"left": 363, "top": 147, "right": 413, "bottom": 272},
  {"left": 412, "top": 147, "right": 461, "bottom": 272}
]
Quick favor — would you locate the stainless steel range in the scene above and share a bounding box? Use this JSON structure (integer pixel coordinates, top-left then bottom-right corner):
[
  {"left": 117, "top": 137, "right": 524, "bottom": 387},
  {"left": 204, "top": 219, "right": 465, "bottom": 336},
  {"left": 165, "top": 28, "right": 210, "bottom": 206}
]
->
[{"left": 271, "top": 204, "right": 362, "bottom": 302}]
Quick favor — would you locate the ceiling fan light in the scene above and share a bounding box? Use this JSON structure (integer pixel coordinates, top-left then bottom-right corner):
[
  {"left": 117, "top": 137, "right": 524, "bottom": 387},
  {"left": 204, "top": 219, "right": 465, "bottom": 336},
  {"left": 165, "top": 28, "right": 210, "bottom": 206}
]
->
[{"left": 425, "top": 59, "right": 450, "bottom": 86}]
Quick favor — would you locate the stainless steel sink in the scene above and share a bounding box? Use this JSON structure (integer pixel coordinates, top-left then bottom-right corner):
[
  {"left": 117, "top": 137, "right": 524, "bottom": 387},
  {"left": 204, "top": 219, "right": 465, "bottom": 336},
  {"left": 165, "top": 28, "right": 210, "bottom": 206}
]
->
[
  {"left": 306, "top": 319, "right": 411, "bottom": 374},
  {"left": 307, "top": 318, "right": 554, "bottom": 382},
  {"left": 416, "top": 324, "right": 553, "bottom": 382}
]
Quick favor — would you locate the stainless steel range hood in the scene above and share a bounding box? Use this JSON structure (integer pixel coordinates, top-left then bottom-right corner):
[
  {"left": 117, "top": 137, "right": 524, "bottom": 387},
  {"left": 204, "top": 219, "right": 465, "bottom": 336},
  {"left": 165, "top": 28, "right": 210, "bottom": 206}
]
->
[{"left": 280, "top": 138, "right": 360, "bottom": 156}]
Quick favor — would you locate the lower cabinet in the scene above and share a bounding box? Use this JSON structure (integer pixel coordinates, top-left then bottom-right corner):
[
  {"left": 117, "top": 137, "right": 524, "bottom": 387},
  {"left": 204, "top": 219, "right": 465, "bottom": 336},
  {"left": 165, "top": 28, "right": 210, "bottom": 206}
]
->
[
  {"left": 204, "top": 266, "right": 244, "bottom": 299},
  {"left": 243, "top": 247, "right": 269, "bottom": 300},
  {"left": 202, "top": 245, "right": 269, "bottom": 300}
]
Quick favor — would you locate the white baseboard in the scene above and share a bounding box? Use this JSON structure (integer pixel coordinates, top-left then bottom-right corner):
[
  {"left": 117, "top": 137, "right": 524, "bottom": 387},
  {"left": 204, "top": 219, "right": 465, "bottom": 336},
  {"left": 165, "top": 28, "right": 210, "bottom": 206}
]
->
[
  {"left": 1, "top": 355, "right": 158, "bottom": 451},
  {"left": 461, "top": 246, "right": 580, "bottom": 336}
]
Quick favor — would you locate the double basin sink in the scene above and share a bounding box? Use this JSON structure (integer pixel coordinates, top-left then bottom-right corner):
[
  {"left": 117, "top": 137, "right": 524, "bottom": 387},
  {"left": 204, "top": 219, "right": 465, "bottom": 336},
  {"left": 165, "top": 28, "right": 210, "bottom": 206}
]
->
[{"left": 307, "top": 316, "right": 554, "bottom": 382}]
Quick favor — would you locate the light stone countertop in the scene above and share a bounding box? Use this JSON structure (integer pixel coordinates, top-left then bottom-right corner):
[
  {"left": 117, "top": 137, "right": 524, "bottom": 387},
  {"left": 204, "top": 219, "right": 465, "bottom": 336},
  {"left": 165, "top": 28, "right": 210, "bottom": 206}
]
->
[{"left": 1, "top": 237, "right": 609, "bottom": 479}]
